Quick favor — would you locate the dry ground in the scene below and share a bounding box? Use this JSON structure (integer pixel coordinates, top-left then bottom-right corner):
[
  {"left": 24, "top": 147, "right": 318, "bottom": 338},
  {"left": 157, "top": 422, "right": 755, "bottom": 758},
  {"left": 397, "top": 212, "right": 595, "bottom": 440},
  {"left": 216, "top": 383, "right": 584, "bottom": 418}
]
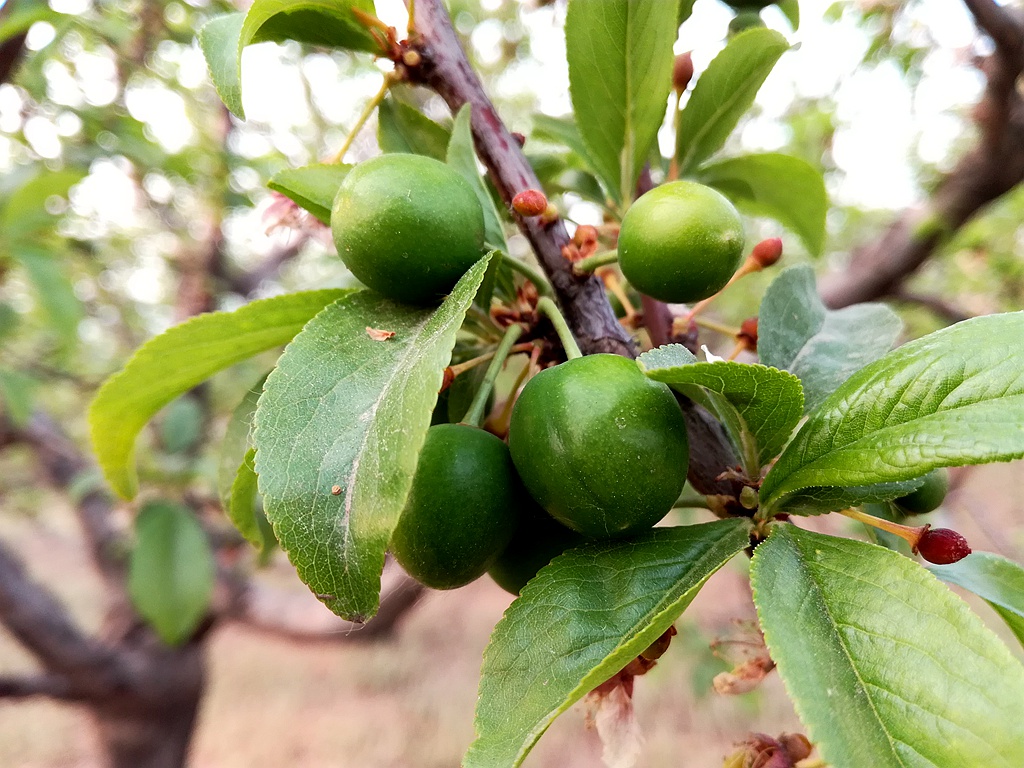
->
[{"left": 2, "top": 462, "right": 1022, "bottom": 768}]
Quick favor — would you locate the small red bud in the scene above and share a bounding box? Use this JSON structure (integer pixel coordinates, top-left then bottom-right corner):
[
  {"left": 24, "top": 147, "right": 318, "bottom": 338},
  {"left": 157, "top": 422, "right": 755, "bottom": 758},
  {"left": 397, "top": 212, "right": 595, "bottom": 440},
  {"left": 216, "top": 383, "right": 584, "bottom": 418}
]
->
[
  {"left": 673, "top": 52, "right": 694, "bottom": 93},
  {"left": 512, "top": 189, "right": 548, "bottom": 217},
  {"left": 916, "top": 528, "right": 972, "bottom": 565},
  {"left": 737, "top": 317, "right": 758, "bottom": 351},
  {"left": 573, "top": 224, "right": 599, "bottom": 248},
  {"left": 511, "top": 131, "right": 526, "bottom": 147},
  {"left": 751, "top": 237, "right": 783, "bottom": 268}
]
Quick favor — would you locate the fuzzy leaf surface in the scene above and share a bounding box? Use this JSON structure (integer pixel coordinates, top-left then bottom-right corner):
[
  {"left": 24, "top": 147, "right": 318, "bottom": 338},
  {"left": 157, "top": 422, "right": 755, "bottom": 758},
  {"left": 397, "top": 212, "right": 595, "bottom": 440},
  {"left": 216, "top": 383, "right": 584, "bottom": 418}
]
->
[
  {"left": 759, "top": 265, "right": 902, "bottom": 414},
  {"left": 760, "top": 312, "right": 1024, "bottom": 515},
  {"left": 565, "top": 0, "right": 677, "bottom": 203},
  {"left": 90, "top": 290, "right": 346, "bottom": 499},
  {"left": 639, "top": 346, "right": 803, "bottom": 467},
  {"left": 931, "top": 552, "right": 1024, "bottom": 647},
  {"left": 267, "top": 163, "right": 351, "bottom": 224},
  {"left": 675, "top": 28, "right": 789, "bottom": 176},
  {"left": 253, "top": 258, "right": 490, "bottom": 621},
  {"left": 128, "top": 501, "right": 216, "bottom": 646},
  {"left": 752, "top": 525, "right": 1024, "bottom": 768},
  {"left": 698, "top": 153, "right": 827, "bottom": 255},
  {"left": 466, "top": 520, "right": 749, "bottom": 768}
]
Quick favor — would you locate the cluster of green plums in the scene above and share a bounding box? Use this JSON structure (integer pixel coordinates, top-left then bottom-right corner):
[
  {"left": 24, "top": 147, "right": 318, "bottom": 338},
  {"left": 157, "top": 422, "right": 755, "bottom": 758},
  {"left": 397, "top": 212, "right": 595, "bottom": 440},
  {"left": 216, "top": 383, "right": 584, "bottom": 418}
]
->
[
  {"left": 389, "top": 352, "right": 691, "bottom": 594},
  {"left": 330, "top": 153, "right": 747, "bottom": 594}
]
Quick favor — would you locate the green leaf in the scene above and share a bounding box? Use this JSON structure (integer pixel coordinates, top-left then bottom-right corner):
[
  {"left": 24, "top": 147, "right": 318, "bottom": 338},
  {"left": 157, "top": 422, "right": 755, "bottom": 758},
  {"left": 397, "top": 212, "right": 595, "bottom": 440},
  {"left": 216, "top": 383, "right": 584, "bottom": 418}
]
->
[
  {"left": 777, "top": 0, "right": 800, "bottom": 30},
  {"left": 253, "top": 257, "right": 491, "bottom": 622},
  {"left": 128, "top": 501, "right": 216, "bottom": 646},
  {"left": 241, "top": 0, "right": 380, "bottom": 54},
  {"left": 675, "top": 29, "right": 790, "bottom": 177},
  {"left": 759, "top": 265, "right": 902, "bottom": 414},
  {"left": 678, "top": 0, "right": 697, "bottom": 26},
  {"left": 217, "top": 377, "right": 266, "bottom": 512},
  {"left": 377, "top": 96, "right": 452, "bottom": 161},
  {"left": 90, "top": 290, "right": 347, "bottom": 500},
  {"left": 531, "top": 115, "right": 600, "bottom": 177},
  {"left": 198, "top": 13, "right": 246, "bottom": 119},
  {"left": 267, "top": 163, "right": 351, "bottom": 224},
  {"left": 565, "top": 0, "right": 678, "bottom": 203},
  {"left": 0, "top": 0, "right": 64, "bottom": 44},
  {"left": 465, "top": 520, "right": 749, "bottom": 768},
  {"left": 2, "top": 168, "right": 86, "bottom": 238},
  {"left": 698, "top": 153, "right": 827, "bottom": 255},
  {"left": 9, "top": 244, "right": 81, "bottom": 347},
  {"left": 447, "top": 105, "right": 508, "bottom": 252},
  {"left": 0, "top": 369, "right": 36, "bottom": 426},
  {"left": 159, "top": 395, "right": 204, "bottom": 454},
  {"left": 639, "top": 346, "right": 804, "bottom": 469},
  {"left": 752, "top": 525, "right": 1024, "bottom": 768},
  {"left": 217, "top": 378, "right": 276, "bottom": 556},
  {"left": 760, "top": 312, "right": 1024, "bottom": 515},
  {"left": 228, "top": 447, "right": 273, "bottom": 555},
  {"left": 931, "top": 552, "right": 1024, "bottom": 647}
]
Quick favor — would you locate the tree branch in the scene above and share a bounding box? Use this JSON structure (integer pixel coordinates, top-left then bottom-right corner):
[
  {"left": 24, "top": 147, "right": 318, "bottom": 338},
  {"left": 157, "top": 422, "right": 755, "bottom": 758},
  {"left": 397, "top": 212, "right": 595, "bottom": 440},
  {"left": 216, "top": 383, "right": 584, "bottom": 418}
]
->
[
  {"left": 404, "top": 0, "right": 743, "bottom": 496},
  {"left": 890, "top": 288, "right": 973, "bottom": 324},
  {"left": 821, "top": 1, "right": 1024, "bottom": 308},
  {"left": 6, "top": 413, "right": 128, "bottom": 585},
  {"left": 0, "top": 674, "right": 78, "bottom": 701},
  {"left": 0, "top": 540, "right": 125, "bottom": 698},
  {"left": 231, "top": 567, "right": 424, "bottom": 644},
  {"left": 405, "top": 0, "right": 633, "bottom": 358},
  {"left": 962, "top": 0, "right": 1024, "bottom": 62}
]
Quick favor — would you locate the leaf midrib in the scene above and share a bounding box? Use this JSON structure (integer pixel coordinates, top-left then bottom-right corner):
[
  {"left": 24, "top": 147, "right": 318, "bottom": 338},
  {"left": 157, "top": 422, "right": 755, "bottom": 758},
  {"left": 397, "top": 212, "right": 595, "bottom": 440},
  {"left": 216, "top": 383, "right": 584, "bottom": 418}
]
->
[
  {"left": 765, "top": 392, "right": 1024, "bottom": 508},
  {"left": 785, "top": 537, "right": 908, "bottom": 768}
]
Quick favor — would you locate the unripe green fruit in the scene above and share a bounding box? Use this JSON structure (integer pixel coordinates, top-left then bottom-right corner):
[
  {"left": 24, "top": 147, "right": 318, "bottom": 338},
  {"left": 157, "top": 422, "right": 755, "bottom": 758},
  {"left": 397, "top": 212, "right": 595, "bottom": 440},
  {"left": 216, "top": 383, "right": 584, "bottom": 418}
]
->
[
  {"left": 390, "top": 424, "right": 520, "bottom": 589},
  {"left": 894, "top": 468, "right": 949, "bottom": 515},
  {"left": 618, "top": 181, "right": 745, "bottom": 304},
  {"left": 726, "top": 0, "right": 776, "bottom": 9},
  {"left": 331, "top": 154, "right": 486, "bottom": 305},
  {"left": 728, "top": 11, "right": 766, "bottom": 35},
  {"left": 488, "top": 501, "right": 587, "bottom": 596},
  {"left": 508, "top": 354, "right": 689, "bottom": 539}
]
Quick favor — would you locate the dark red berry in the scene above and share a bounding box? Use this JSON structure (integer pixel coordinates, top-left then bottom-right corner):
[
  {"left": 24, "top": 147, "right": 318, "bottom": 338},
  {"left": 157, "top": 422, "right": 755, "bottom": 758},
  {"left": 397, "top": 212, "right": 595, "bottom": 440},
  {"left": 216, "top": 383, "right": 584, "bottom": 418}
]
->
[
  {"left": 738, "top": 317, "right": 758, "bottom": 351},
  {"left": 916, "top": 528, "right": 971, "bottom": 565},
  {"left": 673, "top": 52, "right": 694, "bottom": 93},
  {"left": 751, "top": 237, "right": 783, "bottom": 268}
]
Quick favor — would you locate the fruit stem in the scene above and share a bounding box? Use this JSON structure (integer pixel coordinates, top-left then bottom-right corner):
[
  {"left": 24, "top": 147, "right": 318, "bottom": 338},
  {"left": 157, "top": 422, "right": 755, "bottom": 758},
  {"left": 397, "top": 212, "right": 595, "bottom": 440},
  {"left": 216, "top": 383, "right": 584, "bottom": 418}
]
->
[
  {"left": 598, "top": 268, "right": 638, "bottom": 322},
  {"left": 572, "top": 250, "right": 619, "bottom": 275},
  {"left": 462, "top": 324, "right": 524, "bottom": 428},
  {"left": 693, "top": 316, "right": 741, "bottom": 337},
  {"left": 685, "top": 257, "right": 762, "bottom": 321},
  {"left": 536, "top": 296, "right": 583, "bottom": 360},
  {"left": 329, "top": 73, "right": 396, "bottom": 164},
  {"left": 448, "top": 342, "right": 533, "bottom": 379},
  {"left": 836, "top": 507, "right": 928, "bottom": 549},
  {"left": 503, "top": 254, "right": 553, "bottom": 297}
]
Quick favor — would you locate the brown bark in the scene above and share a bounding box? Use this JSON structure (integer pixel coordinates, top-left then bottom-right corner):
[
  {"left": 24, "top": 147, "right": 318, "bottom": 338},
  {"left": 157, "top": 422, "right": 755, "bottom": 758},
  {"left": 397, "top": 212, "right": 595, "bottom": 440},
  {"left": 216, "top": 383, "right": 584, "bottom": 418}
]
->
[
  {"left": 404, "top": 0, "right": 743, "bottom": 496},
  {"left": 821, "top": 0, "right": 1024, "bottom": 308}
]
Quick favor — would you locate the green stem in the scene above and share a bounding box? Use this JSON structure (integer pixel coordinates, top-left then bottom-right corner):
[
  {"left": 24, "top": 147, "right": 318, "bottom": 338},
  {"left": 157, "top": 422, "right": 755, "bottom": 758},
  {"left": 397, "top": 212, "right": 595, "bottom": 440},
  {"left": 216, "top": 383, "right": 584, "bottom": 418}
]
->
[
  {"left": 461, "top": 324, "right": 524, "bottom": 428},
  {"left": 503, "top": 255, "right": 553, "bottom": 297},
  {"left": 536, "top": 296, "right": 583, "bottom": 360},
  {"left": 572, "top": 250, "right": 619, "bottom": 274},
  {"left": 329, "top": 73, "right": 394, "bottom": 163}
]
